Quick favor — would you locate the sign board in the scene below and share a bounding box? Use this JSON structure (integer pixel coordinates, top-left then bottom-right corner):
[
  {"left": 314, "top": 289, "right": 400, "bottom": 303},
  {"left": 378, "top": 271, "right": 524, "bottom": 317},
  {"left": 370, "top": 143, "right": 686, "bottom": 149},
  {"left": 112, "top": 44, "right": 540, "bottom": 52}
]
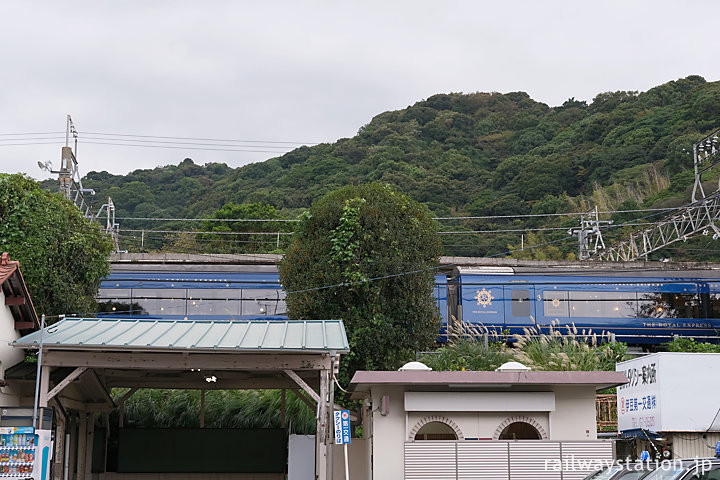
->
[
  {"left": 333, "top": 410, "right": 351, "bottom": 445},
  {"left": 616, "top": 352, "right": 720, "bottom": 432},
  {"left": 616, "top": 354, "right": 661, "bottom": 432}
]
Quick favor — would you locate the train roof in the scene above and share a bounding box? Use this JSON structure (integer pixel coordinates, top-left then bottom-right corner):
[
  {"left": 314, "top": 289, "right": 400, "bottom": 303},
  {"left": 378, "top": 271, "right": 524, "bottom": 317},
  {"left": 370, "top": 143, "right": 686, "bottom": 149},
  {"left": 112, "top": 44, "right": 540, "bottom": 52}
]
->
[{"left": 109, "top": 253, "right": 720, "bottom": 279}]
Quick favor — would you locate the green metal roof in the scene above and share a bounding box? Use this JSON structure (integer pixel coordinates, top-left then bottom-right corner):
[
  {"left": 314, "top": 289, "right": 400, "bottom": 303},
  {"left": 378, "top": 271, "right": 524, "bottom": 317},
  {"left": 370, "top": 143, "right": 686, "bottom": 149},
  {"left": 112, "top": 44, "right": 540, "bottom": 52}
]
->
[{"left": 13, "top": 318, "right": 349, "bottom": 353}]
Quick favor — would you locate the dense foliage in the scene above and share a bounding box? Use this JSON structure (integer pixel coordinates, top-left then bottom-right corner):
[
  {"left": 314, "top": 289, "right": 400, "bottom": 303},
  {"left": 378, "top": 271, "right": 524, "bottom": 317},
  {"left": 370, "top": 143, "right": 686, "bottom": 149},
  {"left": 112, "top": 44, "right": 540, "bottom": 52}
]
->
[
  {"left": 0, "top": 174, "right": 113, "bottom": 317},
  {"left": 119, "top": 389, "right": 315, "bottom": 432},
  {"left": 279, "top": 183, "right": 442, "bottom": 384},
  {"left": 665, "top": 336, "right": 720, "bottom": 353},
  {"left": 74, "top": 76, "right": 720, "bottom": 259},
  {"left": 420, "top": 325, "right": 629, "bottom": 372}
]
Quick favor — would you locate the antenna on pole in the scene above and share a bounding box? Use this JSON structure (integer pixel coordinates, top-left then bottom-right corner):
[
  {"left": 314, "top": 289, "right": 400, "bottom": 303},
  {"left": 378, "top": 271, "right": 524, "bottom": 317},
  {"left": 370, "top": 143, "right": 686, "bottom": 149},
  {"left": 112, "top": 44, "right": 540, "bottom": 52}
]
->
[
  {"left": 570, "top": 206, "right": 612, "bottom": 260},
  {"left": 38, "top": 115, "right": 124, "bottom": 252}
]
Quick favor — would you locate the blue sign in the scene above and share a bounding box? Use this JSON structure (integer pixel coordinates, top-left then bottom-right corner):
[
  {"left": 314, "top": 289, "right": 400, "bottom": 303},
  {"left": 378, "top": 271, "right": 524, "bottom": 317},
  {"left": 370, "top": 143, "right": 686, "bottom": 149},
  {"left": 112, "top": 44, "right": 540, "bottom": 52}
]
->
[{"left": 333, "top": 410, "right": 351, "bottom": 445}]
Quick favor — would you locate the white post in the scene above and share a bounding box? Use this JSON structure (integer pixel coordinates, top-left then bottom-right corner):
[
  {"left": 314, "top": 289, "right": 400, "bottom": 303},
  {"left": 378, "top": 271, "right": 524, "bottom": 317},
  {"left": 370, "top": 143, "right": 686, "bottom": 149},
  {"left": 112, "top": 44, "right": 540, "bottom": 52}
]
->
[
  {"left": 344, "top": 443, "right": 350, "bottom": 480},
  {"left": 33, "top": 314, "right": 46, "bottom": 427},
  {"left": 317, "top": 369, "right": 329, "bottom": 480}
]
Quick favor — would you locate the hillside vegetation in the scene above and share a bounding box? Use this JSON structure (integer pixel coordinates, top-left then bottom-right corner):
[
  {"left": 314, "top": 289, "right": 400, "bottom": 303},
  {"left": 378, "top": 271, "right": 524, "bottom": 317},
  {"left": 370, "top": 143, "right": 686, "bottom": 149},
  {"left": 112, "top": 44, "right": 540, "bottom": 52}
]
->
[{"left": 76, "top": 75, "right": 720, "bottom": 259}]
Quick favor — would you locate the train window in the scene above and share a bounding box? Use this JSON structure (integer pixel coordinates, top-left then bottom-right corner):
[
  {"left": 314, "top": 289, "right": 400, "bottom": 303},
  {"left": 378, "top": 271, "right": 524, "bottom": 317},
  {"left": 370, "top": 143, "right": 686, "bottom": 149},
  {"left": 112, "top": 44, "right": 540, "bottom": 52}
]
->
[
  {"left": 133, "top": 288, "right": 188, "bottom": 316},
  {"left": 241, "top": 289, "right": 286, "bottom": 315},
  {"left": 709, "top": 294, "right": 720, "bottom": 318},
  {"left": 568, "top": 291, "right": 637, "bottom": 318},
  {"left": 97, "top": 288, "right": 139, "bottom": 315},
  {"left": 97, "top": 288, "right": 131, "bottom": 299},
  {"left": 637, "top": 292, "right": 700, "bottom": 318},
  {"left": 96, "top": 288, "right": 143, "bottom": 315},
  {"left": 511, "top": 289, "right": 531, "bottom": 317},
  {"left": 543, "top": 291, "right": 569, "bottom": 317},
  {"left": 187, "top": 289, "right": 241, "bottom": 316}
]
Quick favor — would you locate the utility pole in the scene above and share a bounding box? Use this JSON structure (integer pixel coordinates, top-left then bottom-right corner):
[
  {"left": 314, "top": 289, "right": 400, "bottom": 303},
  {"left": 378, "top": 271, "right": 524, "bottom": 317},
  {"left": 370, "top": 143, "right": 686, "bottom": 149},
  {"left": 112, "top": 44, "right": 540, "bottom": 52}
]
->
[
  {"left": 570, "top": 206, "right": 612, "bottom": 260},
  {"left": 38, "top": 115, "right": 124, "bottom": 252}
]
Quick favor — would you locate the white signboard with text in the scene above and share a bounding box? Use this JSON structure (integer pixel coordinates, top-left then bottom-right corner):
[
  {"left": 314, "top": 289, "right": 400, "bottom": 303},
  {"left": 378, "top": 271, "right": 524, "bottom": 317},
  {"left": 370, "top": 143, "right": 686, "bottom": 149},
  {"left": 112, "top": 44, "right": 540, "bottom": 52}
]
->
[
  {"left": 617, "top": 352, "right": 720, "bottom": 432},
  {"left": 616, "top": 355, "right": 661, "bottom": 431}
]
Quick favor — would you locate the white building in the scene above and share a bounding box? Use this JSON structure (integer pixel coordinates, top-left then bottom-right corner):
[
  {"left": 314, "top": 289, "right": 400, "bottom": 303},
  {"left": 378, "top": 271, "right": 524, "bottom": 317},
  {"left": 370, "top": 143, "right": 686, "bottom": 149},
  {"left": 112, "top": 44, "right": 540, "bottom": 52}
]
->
[
  {"left": 616, "top": 352, "right": 720, "bottom": 459},
  {"left": 350, "top": 362, "right": 628, "bottom": 480}
]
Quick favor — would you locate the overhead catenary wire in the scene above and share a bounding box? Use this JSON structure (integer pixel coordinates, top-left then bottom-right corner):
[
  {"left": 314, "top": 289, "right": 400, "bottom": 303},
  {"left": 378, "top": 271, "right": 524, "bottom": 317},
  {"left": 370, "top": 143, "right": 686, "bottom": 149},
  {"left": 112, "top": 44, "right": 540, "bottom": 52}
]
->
[
  {"left": 116, "top": 207, "right": 681, "bottom": 224},
  {"left": 120, "top": 228, "right": 292, "bottom": 236},
  {"left": 433, "top": 207, "right": 685, "bottom": 220}
]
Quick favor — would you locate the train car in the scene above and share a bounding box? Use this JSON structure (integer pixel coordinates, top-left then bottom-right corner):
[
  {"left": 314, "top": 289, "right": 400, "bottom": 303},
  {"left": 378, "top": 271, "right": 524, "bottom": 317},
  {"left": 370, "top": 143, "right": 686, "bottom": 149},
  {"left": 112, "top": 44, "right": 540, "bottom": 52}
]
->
[
  {"left": 97, "top": 269, "right": 287, "bottom": 320},
  {"left": 454, "top": 267, "right": 720, "bottom": 344},
  {"left": 98, "top": 269, "right": 450, "bottom": 324},
  {"left": 98, "top": 255, "right": 720, "bottom": 345}
]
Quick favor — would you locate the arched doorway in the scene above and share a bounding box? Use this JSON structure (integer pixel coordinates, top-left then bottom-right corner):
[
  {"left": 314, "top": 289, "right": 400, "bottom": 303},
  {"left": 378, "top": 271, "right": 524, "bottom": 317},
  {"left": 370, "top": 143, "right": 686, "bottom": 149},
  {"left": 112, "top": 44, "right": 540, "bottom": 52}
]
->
[
  {"left": 498, "top": 421, "right": 541, "bottom": 440},
  {"left": 414, "top": 421, "right": 458, "bottom": 441}
]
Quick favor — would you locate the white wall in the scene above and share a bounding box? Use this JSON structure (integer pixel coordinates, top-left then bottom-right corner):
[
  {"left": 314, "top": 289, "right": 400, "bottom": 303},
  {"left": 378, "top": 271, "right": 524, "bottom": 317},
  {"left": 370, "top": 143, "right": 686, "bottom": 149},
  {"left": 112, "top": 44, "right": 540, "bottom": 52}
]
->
[
  {"left": 370, "top": 386, "right": 407, "bottom": 480},
  {"left": 549, "top": 386, "right": 598, "bottom": 440},
  {"left": 0, "top": 290, "right": 25, "bottom": 406},
  {"left": 407, "top": 411, "right": 550, "bottom": 441}
]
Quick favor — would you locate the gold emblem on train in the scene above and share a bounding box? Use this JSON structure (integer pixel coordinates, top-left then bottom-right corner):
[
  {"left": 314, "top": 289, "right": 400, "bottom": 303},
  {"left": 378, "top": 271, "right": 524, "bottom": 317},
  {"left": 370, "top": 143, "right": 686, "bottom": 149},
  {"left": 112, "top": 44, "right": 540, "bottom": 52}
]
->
[{"left": 474, "top": 288, "right": 494, "bottom": 307}]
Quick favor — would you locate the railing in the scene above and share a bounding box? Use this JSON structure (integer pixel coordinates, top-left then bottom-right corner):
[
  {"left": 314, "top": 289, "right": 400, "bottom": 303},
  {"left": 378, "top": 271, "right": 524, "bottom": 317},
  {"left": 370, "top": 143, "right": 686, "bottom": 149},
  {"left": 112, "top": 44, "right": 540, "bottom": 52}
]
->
[{"left": 596, "top": 394, "right": 617, "bottom": 431}]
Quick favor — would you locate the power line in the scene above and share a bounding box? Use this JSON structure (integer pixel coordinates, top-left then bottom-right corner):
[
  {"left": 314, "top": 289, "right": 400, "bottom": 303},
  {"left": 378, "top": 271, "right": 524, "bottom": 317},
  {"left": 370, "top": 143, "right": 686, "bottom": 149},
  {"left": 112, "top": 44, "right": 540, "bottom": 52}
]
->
[
  {"left": 0, "top": 132, "right": 64, "bottom": 136},
  {"left": 120, "top": 228, "right": 292, "bottom": 236},
  {"left": 0, "top": 136, "right": 66, "bottom": 142},
  {"left": 487, "top": 234, "right": 577, "bottom": 258},
  {"left": 434, "top": 207, "right": 685, "bottom": 220},
  {"left": 117, "top": 217, "right": 299, "bottom": 222},
  {"left": 116, "top": 210, "right": 670, "bottom": 224},
  {"left": 439, "top": 223, "right": 658, "bottom": 235},
  {"left": 81, "top": 141, "right": 296, "bottom": 154},
  {"left": 81, "top": 136, "right": 294, "bottom": 150},
  {"left": 80, "top": 131, "right": 319, "bottom": 145},
  {"left": 0, "top": 141, "right": 65, "bottom": 147}
]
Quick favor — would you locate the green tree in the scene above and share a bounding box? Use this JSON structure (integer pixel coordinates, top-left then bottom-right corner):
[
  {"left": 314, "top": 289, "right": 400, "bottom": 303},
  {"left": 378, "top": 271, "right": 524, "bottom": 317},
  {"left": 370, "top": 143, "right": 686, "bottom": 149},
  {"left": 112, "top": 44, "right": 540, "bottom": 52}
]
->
[
  {"left": 0, "top": 174, "right": 113, "bottom": 317},
  {"left": 198, "top": 202, "right": 289, "bottom": 254},
  {"left": 279, "top": 183, "right": 442, "bottom": 384}
]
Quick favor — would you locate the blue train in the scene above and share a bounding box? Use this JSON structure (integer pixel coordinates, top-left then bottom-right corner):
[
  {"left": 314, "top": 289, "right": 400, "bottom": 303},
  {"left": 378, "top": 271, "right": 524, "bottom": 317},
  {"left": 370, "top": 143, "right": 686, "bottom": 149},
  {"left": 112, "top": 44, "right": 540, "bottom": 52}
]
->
[
  {"left": 452, "top": 267, "right": 720, "bottom": 344},
  {"left": 97, "top": 259, "right": 720, "bottom": 345}
]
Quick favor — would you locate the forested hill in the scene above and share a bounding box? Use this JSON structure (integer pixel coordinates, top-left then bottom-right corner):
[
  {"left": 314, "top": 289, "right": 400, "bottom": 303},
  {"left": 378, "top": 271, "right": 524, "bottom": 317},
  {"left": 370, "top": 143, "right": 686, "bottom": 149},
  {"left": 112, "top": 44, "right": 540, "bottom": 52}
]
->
[{"left": 78, "top": 75, "right": 720, "bottom": 257}]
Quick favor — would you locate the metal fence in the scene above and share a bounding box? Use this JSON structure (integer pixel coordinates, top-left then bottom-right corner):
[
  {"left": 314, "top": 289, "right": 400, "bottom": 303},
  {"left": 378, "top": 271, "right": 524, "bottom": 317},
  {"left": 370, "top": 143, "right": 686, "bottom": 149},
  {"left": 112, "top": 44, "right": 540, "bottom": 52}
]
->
[{"left": 404, "top": 440, "right": 615, "bottom": 480}]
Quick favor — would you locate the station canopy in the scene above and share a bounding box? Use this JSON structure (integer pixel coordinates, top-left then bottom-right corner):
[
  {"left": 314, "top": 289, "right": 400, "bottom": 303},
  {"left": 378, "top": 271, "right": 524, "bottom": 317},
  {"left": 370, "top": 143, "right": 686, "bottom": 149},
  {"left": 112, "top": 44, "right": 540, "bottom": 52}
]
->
[
  {"left": 14, "top": 317, "right": 349, "bottom": 353},
  {"left": 12, "top": 317, "right": 349, "bottom": 408}
]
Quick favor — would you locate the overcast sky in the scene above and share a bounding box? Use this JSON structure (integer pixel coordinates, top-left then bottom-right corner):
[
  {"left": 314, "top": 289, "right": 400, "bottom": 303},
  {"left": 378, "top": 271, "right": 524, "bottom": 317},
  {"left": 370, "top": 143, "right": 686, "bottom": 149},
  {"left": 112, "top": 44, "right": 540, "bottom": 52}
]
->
[{"left": 2, "top": 1, "right": 719, "bottom": 182}]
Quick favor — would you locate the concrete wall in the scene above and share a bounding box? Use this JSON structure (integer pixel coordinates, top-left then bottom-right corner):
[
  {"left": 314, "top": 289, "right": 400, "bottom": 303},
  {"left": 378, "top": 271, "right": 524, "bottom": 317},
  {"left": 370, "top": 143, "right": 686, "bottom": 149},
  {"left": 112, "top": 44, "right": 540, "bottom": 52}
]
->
[
  {"left": 549, "top": 386, "right": 598, "bottom": 440},
  {"left": 0, "top": 290, "right": 25, "bottom": 406},
  {"left": 370, "top": 386, "right": 407, "bottom": 480}
]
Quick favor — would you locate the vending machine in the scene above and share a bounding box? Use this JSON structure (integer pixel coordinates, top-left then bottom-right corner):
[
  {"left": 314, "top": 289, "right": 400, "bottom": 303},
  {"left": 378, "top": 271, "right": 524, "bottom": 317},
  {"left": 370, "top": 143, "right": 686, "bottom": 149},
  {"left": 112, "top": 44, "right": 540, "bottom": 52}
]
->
[{"left": 0, "top": 408, "right": 53, "bottom": 480}]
